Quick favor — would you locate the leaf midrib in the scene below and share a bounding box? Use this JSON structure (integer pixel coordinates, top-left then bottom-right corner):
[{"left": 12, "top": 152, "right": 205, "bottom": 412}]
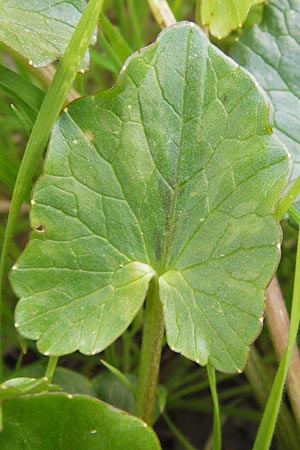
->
[{"left": 159, "top": 26, "right": 193, "bottom": 275}]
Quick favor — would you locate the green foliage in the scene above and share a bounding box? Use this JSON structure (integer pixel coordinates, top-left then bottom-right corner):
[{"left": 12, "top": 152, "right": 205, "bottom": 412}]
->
[
  {"left": 230, "top": 0, "right": 300, "bottom": 181},
  {"left": 0, "top": 0, "right": 299, "bottom": 449},
  {"left": 11, "top": 23, "right": 290, "bottom": 373},
  {"left": 0, "top": 377, "right": 60, "bottom": 401},
  {"left": 0, "top": 0, "right": 94, "bottom": 68},
  {"left": 0, "top": 393, "right": 161, "bottom": 449},
  {"left": 200, "top": 0, "right": 265, "bottom": 38}
]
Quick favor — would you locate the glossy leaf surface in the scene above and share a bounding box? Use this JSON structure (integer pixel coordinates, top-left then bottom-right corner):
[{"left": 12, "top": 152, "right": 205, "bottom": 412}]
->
[
  {"left": 0, "top": 0, "right": 94, "bottom": 67},
  {"left": 201, "top": 0, "right": 265, "bottom": 38},
  {"left": 0, "top": 393, "right": 161, "bottom": 449},
  {"left": 230, "top": 0, "right": 300, "bottom": 181},
  {"left": 11, "top": 22, "right": 291, "bottom": 372}
]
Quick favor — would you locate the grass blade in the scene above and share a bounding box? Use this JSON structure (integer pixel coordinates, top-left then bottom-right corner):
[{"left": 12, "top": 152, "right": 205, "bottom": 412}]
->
[
  {"left": 0, "top": 0, "right": 104, "bottom": 381},
  {"left": 253, "top": 225, "right": 300, "bottom": 450}
]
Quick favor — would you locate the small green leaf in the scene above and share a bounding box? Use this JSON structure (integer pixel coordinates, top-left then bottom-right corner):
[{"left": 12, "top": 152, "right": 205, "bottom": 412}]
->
[
  {"left": 11, "top": 22, "right": 291, "bottom": 373},
  {"left": 0, "top": 377, "right": 60, "bottom": 401},
  {"left": 0, "top": 0, "right": 95, "bottom": 68},
  {"left": 230, "top": 0, "right": 300, "bottom": 182},
  {"left": 0, "top": 393, "right": 161, "bottom": 449},
  {"left": 14, "top": 364, "right": 96, "bottom": 396},
  {"left": 201, "top": 0, "right": 265, "bottom": 39}
]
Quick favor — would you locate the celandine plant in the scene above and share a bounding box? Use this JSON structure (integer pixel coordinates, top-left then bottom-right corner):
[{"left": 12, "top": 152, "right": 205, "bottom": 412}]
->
[{"left": 0, "top": 1, "right": 299, "bottom": 449}]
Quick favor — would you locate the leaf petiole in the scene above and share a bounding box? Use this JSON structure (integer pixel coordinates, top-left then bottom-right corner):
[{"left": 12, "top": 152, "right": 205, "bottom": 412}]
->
[{"left": 136, "top": 276, "right": 164, "bottom": 425}]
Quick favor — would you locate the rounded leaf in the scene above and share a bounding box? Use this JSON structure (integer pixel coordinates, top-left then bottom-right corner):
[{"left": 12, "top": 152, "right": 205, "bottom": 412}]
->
[
  {"left": 11, "top": 22, "right": 291, "bottom": 372},
  {"left": 0, "top": 393, "right": 161, "bottom": 449}
]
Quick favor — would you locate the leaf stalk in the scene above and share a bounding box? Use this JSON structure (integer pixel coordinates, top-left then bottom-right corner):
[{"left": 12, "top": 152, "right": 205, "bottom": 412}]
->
[
  {"left": 147, "top": 0, "right": 176, "bottom": 28},
  {"left": 136, "top": 276, "right": 164, "bottom": 425}
]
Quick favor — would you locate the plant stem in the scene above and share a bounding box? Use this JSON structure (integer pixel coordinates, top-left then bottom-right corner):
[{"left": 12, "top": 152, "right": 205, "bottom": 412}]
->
[
  {"left": 207, "top": 364, "right": 221, "bottom": 450},
  {"left": 266, "top": 277, "right": 300, "bottom": 427},
  {"left": 147, "top": 0, "right": 176, "bottom": 28},
  {"left": 45, "top": 356, "right": 59, "bottom": 382},
  {"left": 0, "top": 0, "right": 104, "bottom": 382},
  {"left": 136, "top": 277, "right": 164, "bottom": 425}
]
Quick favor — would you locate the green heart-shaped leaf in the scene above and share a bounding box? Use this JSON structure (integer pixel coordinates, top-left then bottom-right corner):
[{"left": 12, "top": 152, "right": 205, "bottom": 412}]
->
[
  {"left": 0, "top": 0, "right": 94, "bottom": 67},
  {"left": 0, "top": 393, "right": 161, "bottom": 449},
  {"left": 11, "top": 22, "right": 291, "bottom": 373},
  {"left": 230, "top": 0, "right": 300, "bottom": 182},
  {"left": 200, "top": 0, "right": 265, "bottom": 39}
]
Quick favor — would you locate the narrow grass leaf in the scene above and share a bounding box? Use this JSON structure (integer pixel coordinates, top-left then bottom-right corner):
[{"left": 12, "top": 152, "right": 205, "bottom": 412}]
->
[
  {"left": 0, "top": 0, "right": 104, "bottom": 380},
  {"left": 253, "top": 224, "right": 300, "bottom": 450},
  {"left": 0, "top": 64, "right": 44, "bottom": 113}
]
